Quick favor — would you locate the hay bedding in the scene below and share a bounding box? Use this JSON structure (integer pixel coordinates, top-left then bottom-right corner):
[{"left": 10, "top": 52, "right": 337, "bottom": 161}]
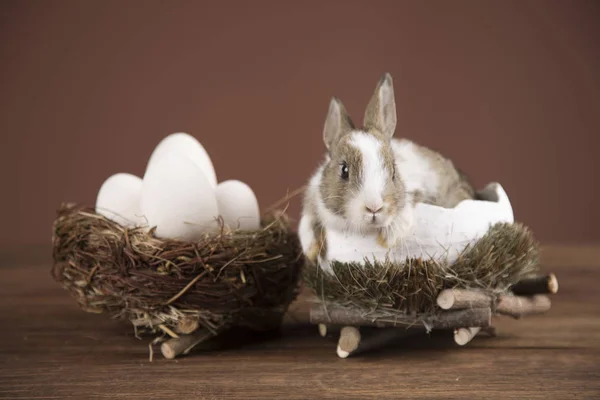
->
[
  {"left": 52, "top": 203, "right": 303, "bottom": 359},
  {"left": 303, "top": 222, "right": 540, "bottom": 315}
]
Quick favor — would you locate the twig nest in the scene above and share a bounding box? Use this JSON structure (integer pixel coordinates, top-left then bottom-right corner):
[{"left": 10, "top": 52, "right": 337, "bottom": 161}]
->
[
  {"left": 303, "top": 183, "right": 541, "bottom": 315},
  {"left": 302, "top": 182, "right": 556, "bottom": 359},
  {"left": 51, "top": 203, "right": 303, "bottom": 356}
]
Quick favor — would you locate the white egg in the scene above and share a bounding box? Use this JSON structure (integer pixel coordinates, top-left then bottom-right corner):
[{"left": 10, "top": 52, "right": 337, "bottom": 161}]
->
[
  {"left": 95, "top": 173, "right": 146, "bottom": 227},
  {"left": 145, "top": 132, "right": 217, "bottom": 188},
  {"left": 215, "top": 180, "right": 261, "bottom": 231},
  {"left": 141, "top": 151, "right": 220, "bottom": 241}
]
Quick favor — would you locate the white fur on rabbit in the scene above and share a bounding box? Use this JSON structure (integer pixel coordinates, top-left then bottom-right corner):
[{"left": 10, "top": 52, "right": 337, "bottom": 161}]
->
[{"left": 299, "top": 73, "right": 475, "bottom": 268}]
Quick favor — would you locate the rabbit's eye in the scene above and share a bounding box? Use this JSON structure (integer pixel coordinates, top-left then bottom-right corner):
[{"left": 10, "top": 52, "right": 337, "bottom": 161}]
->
[
  {"left": 340, "top": 162, "right": 349, "bottom": 181},
  {"left": 392, "top": 165, "right": 396, "bottom": 181}
]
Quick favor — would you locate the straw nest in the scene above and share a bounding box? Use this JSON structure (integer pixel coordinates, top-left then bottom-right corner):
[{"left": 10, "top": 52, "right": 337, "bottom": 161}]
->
[
  {"left": 52, "top": 203, "right": 303, "bottom": 344},
  {"left": 303, "top": 222, "right": 540, "bottom": 315}
]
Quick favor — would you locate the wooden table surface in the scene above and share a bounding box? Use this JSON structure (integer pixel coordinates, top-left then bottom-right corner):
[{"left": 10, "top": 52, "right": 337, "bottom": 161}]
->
[{"left": 1, "top": 246, "right": 599, "bottom": 399}]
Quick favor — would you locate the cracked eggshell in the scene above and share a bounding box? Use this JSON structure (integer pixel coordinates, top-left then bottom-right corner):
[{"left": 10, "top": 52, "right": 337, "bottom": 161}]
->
[
  {"left": 95, "top": 173, "right": 146, "bottom": 227},
  {"left": 145, "top": 132, "right": 217, "bottom": 188},
  {"left": 301, "top": 182, "right": 514, "bottom": 271},
  {"left": 215, "top": 180, "right": 260, "bottom": 231},
  {"left": 141, "top": 151, "right": 219, "bottom": 241}
]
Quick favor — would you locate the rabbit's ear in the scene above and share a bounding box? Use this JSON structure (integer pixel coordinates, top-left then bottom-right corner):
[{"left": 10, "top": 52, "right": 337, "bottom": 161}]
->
[
  {"left": 323, "top": 97, "right": 354, "bottom": 149},
  {"left": 363, "top": 73, "right": 397, "bottom": 138}
]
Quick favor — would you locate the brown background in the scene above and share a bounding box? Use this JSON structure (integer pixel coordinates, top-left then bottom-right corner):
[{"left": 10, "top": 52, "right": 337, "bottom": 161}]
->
[{"left": 1, "top": 0, "right": 599, "bottom": 246}]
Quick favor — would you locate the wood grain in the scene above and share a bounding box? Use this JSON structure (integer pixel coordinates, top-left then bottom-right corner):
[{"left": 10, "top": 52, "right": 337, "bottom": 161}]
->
[{"left": 1, "top": 247, "right": 599, "bottom": 399}]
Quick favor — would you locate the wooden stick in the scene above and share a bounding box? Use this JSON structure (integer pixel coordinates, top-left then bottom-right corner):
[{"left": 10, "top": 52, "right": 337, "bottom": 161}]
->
[
  {"left": 318, "top": 323, "right": 342, "bottom": 338},
  {"left": 510, "top": 274, "right": 559, "bottom": 295},
  {"left": 496, "top": 294, "right": 551, "bottom": 318},
  {"left": 337, "top": 326, "right": 361, "bottom": 358},
  {"left": 436, "top": 289, "right": 493, "bottom": 310},
  {"left": 454, "top": 327, "right": 482, "bottom": 346},
  {"left": 175, "top": 317, "right": 199, "bottom": 335},
  {"left": 157, "top": 324, "right": 179, "bottom": 338},
  {"left": 318, "top": 324, "right": 328, "bottom": 337},
  {"left": 160, "top": 329, "right": 215, "bottom": 359},
  {"left": 310, "top": 306, "right": 492, "bottom": 329}
]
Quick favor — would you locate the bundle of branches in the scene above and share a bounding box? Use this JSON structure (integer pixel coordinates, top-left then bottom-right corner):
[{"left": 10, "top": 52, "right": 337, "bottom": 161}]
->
[
  {"left": 304, "top": 222, "right": 559, "bottom": 358},
  {"left": 52, "top": 203, "right": 303, "bottom": 359}
]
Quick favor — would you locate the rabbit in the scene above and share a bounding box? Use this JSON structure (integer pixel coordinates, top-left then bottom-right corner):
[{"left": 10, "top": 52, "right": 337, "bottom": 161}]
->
[{"left": 299, "top": 72, "right": 476, "bottom": 268}]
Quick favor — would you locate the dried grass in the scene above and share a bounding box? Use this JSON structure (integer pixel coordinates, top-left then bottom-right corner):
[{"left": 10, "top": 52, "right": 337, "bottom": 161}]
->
[
  {"left": 303, "top": 222, "right": 540, "bottom": 315},
  {"left": 51, "top": 203, "right": 303, "bottom": 340}
]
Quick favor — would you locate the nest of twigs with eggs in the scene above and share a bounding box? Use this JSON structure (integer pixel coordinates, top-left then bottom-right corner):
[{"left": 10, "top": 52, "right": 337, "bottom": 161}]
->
[{"left": 51, "top": 203, "right": 303, "bottom": 360}]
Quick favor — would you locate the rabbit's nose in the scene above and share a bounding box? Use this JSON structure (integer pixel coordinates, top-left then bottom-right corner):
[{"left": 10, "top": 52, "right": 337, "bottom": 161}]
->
[{"left": 365, "top": 205, "right": 383, "bottom": 214}]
